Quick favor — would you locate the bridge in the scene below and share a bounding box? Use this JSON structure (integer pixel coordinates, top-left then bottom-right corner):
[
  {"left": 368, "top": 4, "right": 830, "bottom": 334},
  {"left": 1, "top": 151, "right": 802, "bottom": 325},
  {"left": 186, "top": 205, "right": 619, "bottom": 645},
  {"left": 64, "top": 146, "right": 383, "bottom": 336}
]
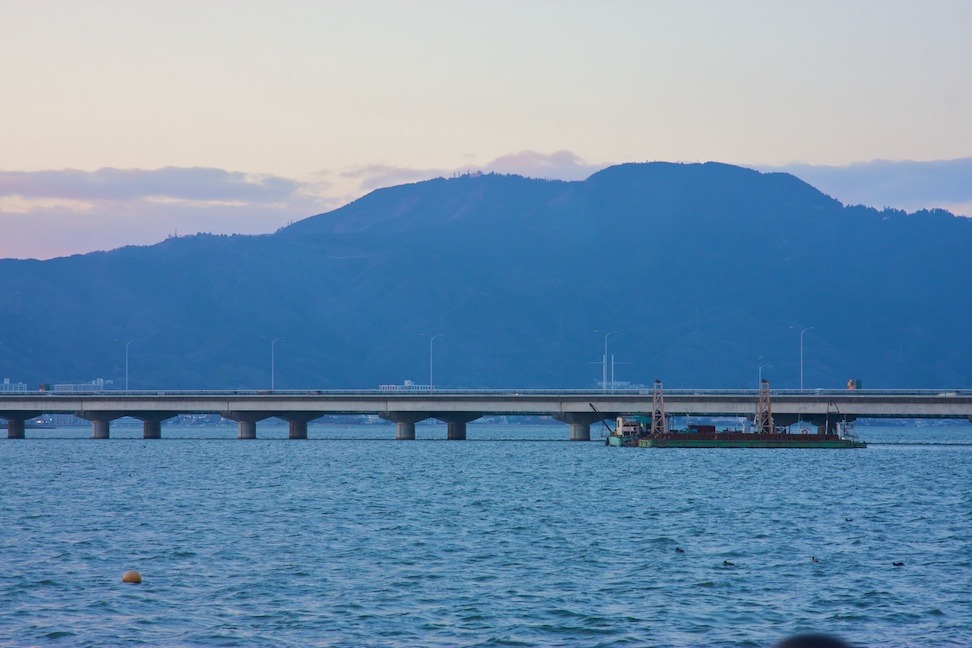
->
[{"left": 2, "top": 389, "right": 971, "bottom": 440}]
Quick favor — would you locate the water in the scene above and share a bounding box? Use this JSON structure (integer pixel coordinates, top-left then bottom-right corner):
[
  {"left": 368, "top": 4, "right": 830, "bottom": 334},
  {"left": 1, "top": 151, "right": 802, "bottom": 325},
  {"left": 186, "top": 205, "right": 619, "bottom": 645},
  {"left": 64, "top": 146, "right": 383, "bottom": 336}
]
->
[{"left": 1, "top": 423, "right": 970, "bottom": 647}]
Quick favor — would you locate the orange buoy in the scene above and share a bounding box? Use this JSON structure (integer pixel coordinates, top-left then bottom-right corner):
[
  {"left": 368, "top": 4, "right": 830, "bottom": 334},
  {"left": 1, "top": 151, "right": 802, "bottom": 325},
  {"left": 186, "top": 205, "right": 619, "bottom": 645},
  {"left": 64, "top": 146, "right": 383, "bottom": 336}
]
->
[{"left": 122, "top": 570, "right": 142, "bottom": 584}]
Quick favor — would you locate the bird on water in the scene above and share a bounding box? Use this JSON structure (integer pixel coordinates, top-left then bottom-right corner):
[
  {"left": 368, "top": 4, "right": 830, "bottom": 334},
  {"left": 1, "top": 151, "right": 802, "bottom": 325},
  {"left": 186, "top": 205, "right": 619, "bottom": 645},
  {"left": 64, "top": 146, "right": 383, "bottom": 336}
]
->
[
  {"left": 723, "top": 560, "right": 735, "bottom": 567},
  {"left": 893, "top": 561, "right": 904, "bottom": 567},
  {"left": 675, "top": 547, "right": 685, "bottom": 554},
  {"left": 811, "top": 556, "right": 820, "bottom": 563}
]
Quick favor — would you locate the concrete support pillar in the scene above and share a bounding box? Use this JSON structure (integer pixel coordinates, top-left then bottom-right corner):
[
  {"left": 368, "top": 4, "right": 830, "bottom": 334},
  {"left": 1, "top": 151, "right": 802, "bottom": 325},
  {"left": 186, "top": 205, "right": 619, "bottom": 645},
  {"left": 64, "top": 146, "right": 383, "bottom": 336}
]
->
[
  {"left": 568, "top": 422, "right": 591, "bottom": 442},
  {"left": 237, "top": 420, "right": 257, "bottom": 439},
  {"left": 396, "top": 420, "right": 417, "bottom": 440},
  {"left": 288, "top": 420, "right": 308, "bottom": 440},
  {"left": 380, "top": 412, "right": 430, "bottom": 440},
  {"left": 92, "top": 419, "right": 110, "bottom": 439},
  {"left": 131, "top": 413, "right": 175, "bottom": 439},
  {"left": 554, "top": 413, "right": 604, "bottom": 441},
  {"left": 78, "top": 411, "right": 125, "bottom": 440},
  {"left": 435, "top": 414, "right": 480, "bottom": 441},
  {"left": 277, "top": 413, "right": 322, "bottom": 439},
  {"left": 143, "top": 420, "right": 162, "bottom": 439},
  {"left": 1, "top": 412, "right": 40, "bottom": 440},
  {"left": 447, "top": 421, "right": 466, "bottom": 440},
  {"left": 7, "top": 419, "right": 26, "bottom": 439},
  {"left": 221, "top": 411, "right": 272, "bottom": 440}
]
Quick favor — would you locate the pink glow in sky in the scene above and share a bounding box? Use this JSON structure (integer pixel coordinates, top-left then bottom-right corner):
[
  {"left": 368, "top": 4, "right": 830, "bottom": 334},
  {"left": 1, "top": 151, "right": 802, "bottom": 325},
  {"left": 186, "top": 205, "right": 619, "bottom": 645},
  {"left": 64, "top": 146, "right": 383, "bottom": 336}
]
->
[{"left": 1, "top": 1, "right": 970, "bottom": 259}]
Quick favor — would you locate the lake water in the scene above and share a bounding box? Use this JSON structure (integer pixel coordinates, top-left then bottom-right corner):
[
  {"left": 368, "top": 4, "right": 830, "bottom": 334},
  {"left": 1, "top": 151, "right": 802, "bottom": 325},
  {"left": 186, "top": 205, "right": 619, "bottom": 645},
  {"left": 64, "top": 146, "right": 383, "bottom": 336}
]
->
[{"left": 1, "top": 423, "right": 970, "bottom": 647}]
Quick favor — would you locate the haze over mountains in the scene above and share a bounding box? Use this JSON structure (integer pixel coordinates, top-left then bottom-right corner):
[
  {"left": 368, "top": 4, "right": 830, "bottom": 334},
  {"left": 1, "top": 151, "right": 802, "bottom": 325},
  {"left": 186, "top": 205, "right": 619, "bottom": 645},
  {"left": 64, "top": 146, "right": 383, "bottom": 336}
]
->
[{"left": 1, "top": 162, "right": 969, "bottom": 390}]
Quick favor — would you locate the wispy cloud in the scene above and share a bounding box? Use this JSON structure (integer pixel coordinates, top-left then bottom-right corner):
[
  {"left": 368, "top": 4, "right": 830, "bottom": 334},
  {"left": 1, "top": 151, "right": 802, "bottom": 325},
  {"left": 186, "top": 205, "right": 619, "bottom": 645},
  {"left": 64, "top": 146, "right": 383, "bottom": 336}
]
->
[
  {"left": 5, "top": 154, "right": 967, "bottom": 260},
  {"left": 336, "top": 150, "right": 608, "bottom": 198},
  {"left": 0, "top": 167, "right": 305, "bottom": 203},
  {"left": 478, "top": 150, "right": 607, "bottom": 180},
  {"left": 340, "top": 164, "right": 450, "bottom": 194},
  {"left": 0, "top": 167, "right": 337, "bottom": 259}
]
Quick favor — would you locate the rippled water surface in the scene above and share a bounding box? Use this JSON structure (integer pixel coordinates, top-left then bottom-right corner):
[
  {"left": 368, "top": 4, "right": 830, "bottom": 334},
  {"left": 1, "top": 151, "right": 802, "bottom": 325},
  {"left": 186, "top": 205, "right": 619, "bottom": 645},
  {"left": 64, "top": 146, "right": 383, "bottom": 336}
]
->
[{"left": 2, "top": 423, "right": 970, "bottom": 647}]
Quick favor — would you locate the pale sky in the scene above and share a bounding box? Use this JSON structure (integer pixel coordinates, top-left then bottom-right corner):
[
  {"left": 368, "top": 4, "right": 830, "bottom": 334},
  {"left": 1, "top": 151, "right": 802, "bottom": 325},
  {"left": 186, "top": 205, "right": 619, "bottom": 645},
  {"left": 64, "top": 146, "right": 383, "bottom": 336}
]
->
[{"left": 2, "top": 0, "right": 971, "bottom": 259}]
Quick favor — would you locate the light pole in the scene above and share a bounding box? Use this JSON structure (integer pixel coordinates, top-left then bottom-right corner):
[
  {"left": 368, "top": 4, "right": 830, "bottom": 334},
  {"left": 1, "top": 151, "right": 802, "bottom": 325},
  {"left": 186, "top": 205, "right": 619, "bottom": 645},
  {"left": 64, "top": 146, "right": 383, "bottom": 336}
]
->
[
  {"left": 602, "top": 330, "right": 619, "bottom": 392},
  {"left": 790, "top": 326, "right": 814, "bottom": 390},
  {"left": 269, "top": 337, "right": 284, "bottom": 391},
  {"left": 125, "top": 339, "right": 138, "bottom": 392},
  {"left": 423, "top": 333, "right": 443, "bottom": 390},
  {"left": 758, "top": 357, "right": 772, "bottom": 386}
]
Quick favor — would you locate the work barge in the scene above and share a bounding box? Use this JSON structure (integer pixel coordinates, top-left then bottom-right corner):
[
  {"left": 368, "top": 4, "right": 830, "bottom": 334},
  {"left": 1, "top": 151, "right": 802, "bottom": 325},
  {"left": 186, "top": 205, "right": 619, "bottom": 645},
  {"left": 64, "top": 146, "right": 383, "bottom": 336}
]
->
[{"left": 608, "top": 380, "right": 867, "bottom": 448}]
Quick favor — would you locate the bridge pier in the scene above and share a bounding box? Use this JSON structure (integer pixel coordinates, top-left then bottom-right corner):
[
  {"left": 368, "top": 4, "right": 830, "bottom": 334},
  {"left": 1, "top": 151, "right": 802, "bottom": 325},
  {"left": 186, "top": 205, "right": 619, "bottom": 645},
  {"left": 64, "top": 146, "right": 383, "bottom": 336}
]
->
[
  {"left": 1, "top": 412, "right": 39, "bottom": 439},
  {"left": 288, "top": 420, "right": 307, "bottom": 439},
  {"left": 436, "top": 414, "right": 481, "bottom": 440},
  {"left": 143, "top": 420, "right": 162, "bottom": 439},
  {"left": 8, "top": 419, "right": 25, "bottom": 439},
  {"left": 380, "top": 412, "right": 430, "bottom": 440},
  {"left": 92, "top": 419, "right": 110, "bottom": 439},
  {"left": 277, "top": 413, "right": 322, "bottom": 439},
  {"left": 133, "top": 412, "right": 176, "bottom": 439},
  {"left": 222, "top": 411, "right": 273, "bottom": 439},
  {"left": 802, "top": 415, "right": 831, "bottom": 434},
  {"left": 78, "top": 411, "right": 126, "bottom": 439},
  {"left": 238, "top": 420, "right": 256, "bottom": 439},
  {"left": 554, "top": 413, "right": 604, "bottom": 441}
]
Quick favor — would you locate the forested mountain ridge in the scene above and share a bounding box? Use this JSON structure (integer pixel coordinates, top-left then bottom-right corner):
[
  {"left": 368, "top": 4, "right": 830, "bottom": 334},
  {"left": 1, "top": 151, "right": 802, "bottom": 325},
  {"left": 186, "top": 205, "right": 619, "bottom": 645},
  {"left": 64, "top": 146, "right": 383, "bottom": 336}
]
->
[{"left": 1, "top": 162, "right": 969, "bottom": 390}]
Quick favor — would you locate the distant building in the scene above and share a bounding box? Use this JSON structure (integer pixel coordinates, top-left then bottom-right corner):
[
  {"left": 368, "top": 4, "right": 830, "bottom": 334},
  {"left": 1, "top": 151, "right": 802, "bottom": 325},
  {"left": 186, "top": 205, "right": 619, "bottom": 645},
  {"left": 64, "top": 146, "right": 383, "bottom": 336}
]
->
[
  {"left": 53, "top": 378, "right": 114, "bottom": 393},
  {"left": 379, "top": 380, "right": 431, "bottom": 391},
  {"left": 1, "top": 378, "right": 29, "bottom": 392}
]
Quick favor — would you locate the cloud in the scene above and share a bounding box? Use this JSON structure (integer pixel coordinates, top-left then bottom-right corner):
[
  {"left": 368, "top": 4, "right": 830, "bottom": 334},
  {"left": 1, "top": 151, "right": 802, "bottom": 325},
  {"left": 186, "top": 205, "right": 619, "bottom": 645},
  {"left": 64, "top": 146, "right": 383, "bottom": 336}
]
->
[
  {"left": 478, "top": 150, "right": 608, "bottom": 181},
  {"left": 2, "top": 152, "right": 608, "bottom": 259},
  {"left": 24, "top": 151, "right": 971, "bottom": 261},
  {"left": 0, "top": 167, "right": 303, "bottom": 203},
  {"left": 762, "top": 158, "right": 972, "bottom": 216},
  {"left": 340, "top": 164, "right": 450, "bottom": 194},
  {"left": 0, "top": 167, "right": 338, "bottom": 260},
  {"left": 337, "top": 150, "right": 607, "bottom": 198}
]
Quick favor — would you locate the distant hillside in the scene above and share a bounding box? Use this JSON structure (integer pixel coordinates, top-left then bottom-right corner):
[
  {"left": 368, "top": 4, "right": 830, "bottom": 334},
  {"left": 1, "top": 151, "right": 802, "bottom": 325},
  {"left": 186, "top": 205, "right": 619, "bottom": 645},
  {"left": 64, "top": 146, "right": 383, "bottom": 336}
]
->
[{"left": 1, "top": 162, "right": 969, "bottom": 390}]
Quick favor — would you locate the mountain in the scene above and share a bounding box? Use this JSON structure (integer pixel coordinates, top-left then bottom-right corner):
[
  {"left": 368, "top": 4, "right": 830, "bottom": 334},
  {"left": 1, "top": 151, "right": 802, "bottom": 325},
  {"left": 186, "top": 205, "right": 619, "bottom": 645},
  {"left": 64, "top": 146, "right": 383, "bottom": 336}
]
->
[{"left": 1, "top": 162, "right": 970, "bottom": 390}]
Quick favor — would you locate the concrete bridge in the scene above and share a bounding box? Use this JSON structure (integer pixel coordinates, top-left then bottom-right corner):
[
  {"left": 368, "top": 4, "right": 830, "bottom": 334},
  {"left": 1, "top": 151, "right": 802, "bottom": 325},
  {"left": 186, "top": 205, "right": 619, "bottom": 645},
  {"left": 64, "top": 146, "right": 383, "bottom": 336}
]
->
[{"left": 2, "top": 389, "right": 971, "bottom": 440}]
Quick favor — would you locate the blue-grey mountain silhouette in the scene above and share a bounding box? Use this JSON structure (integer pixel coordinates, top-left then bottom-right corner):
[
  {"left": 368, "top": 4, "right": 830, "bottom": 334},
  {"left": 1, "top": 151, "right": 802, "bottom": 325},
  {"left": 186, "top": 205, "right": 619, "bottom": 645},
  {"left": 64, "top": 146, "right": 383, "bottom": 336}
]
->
[{"left": 1, "top": 162, "right": 969, "bottom": 390}]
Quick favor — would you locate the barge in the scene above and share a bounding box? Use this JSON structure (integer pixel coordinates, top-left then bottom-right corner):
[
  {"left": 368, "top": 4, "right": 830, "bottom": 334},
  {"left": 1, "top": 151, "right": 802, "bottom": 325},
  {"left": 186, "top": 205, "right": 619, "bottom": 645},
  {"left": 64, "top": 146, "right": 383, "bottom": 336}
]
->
[
  {"left": 637, "top": 429, "right": 866, "bottom": 448},
  {"left": 607, "top": 380, "right": 866, "bottom": 449}
]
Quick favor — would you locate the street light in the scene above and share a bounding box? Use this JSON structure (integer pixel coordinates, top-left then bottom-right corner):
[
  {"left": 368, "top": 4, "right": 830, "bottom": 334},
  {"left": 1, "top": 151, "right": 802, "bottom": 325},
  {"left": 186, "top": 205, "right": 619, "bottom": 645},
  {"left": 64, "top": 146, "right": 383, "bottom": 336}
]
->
[
  {"left": 125, "top": 339, "right": 138, "bottom": 392},
  {"left": 790, "top": 326, "right": 814, "bottom": 390},
  {"left": 601, "top": 330, "right": 619, "bottom": 392},
  {"left": 422, "top": 333, "right": 443, "bottom": 390},
  {"left": 267, "top": 337, "right": 284, "bottom": 391},
  {"left": 757, "top": 356, "right": 772, "bottom": 385}
]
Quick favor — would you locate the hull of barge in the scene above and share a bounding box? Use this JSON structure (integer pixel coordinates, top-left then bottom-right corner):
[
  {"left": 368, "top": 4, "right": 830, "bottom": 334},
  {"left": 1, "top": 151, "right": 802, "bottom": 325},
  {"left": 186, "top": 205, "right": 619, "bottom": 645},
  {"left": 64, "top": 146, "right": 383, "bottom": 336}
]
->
[{"left": 637, "top": 433, "right": 866, "bottom": 449}]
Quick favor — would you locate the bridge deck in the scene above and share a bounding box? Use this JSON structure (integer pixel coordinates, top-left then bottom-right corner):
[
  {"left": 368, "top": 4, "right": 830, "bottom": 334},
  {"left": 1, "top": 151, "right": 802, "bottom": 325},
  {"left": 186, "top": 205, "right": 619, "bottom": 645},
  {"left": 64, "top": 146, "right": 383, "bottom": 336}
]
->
[{"left": 2, "top": 389, "right": 971, "bottom": 418}]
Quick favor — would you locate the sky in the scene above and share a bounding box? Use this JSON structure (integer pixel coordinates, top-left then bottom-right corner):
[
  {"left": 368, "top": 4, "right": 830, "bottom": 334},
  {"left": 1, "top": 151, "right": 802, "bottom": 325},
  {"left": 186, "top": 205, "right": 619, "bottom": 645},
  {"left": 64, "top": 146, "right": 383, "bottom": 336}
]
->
[{"left": 1, "top": 0, "right": 971, "bottom": 259}]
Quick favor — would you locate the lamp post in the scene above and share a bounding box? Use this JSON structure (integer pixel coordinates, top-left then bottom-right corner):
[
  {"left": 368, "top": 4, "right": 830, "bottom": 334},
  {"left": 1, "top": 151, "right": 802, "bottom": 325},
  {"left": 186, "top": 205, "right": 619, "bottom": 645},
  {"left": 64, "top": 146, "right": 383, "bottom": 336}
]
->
[
  {"left": 423, "top": 333, "right": 443, "bottom": 390},
  {"left": 125, "top": 339, "right": 138, "bottom": 392},
  {"left": 269, "top": 337, "right": 284, "bottom": 391},
  {"left": 758, "top": 357, "right": 772, "bottom": 386},
  {"left": 602, "top": 330, "right": 619, "bottom": 392},
  {"left": 790, "top": 326, "right": 814, "bottom": 390}
]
